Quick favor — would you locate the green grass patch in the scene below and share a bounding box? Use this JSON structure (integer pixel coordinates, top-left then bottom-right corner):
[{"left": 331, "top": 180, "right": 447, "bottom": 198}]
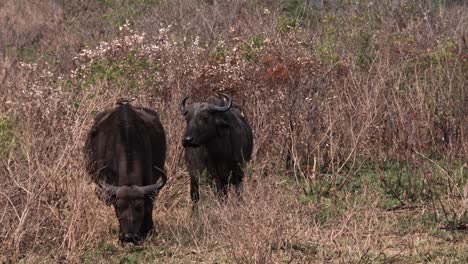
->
[
  {"left": 82, "top": 242, "right": 117, "bottom": 264},
  {"left": 211, "top": 38, "right": 226, "bottom": 61},
  {"left": 275, "top": 15, "right": 298, "bottom": 34},
  {"left": 315, "top": 14, "right": 341, "bottom": 65},
  {"left": 82, "top": 243, "right": 171, "bottom": 264},
  {"left": 17, "top": 43, "right": 39, "bottom": 63},
  {"left": 312, "top": 199, "right": 346, "bottom": 225},
  {"left": 280, "top": 0, "right": 321, "bottom": 29},
  {"left": 0, "top": 115, "right": 16, "bottom": 157},
  {"left": 119, "top": 247, "right": 146, "bottom": 264},
  {"left": 294, "top": 159, "right": 466, "bottom": 232},
  {"left": 240, "top": 34, "right": 265, "bottom": 63}
]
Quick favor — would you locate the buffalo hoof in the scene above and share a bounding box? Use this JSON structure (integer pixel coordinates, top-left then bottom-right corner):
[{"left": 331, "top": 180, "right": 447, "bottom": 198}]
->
[{"left": 119, "top": 233, "right": 142, "bottom": 244}]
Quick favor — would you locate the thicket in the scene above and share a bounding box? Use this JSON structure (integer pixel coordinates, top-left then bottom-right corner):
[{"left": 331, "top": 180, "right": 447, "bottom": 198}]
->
[{"left": 0, "top": 0, "right": 467, "bottom": 262}]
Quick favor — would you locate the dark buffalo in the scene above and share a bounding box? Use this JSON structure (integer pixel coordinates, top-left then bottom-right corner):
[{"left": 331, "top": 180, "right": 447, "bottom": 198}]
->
[
  {"left": 84, "top": 99, "right": 167, "bottom": 244},
  {"left": 180, "top": 93, "right": 253, "bottom": 203}
]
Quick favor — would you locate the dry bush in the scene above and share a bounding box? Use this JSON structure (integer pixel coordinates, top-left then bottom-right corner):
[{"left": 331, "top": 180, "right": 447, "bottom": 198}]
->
[
  {"left": 155, "top": 178, "right": 316, "bottom": 263},
  {"left": 1, "top": 0, "right": 467, "bottom": 263}
]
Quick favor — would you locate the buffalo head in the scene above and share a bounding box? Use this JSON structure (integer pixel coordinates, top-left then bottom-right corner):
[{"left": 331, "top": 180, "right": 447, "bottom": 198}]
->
[
  {"left": 180, "top": 93, "right": 232, "bottom": 147},
  {"left": 99, "top": 167, "right": 166, "bottom": 244}
]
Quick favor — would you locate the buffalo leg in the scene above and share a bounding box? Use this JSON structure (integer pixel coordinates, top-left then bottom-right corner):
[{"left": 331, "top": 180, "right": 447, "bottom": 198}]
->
[
  {"left": 190, "top": 174, "right": 200, "bottom": 203},
  {"left": 141, "top": 197, "right": 155, "bottom": 238},
  {"left": 213, "top": 177, "right": 228, "bottom": 199},
  {"left": 231, "top": 163, "right": 244, "bottom": 196}
]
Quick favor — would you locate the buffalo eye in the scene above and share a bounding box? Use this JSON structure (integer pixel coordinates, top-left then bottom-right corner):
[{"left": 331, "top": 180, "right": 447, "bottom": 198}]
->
[
  {"left": 183, "top": 113, "right": 191, "bottom": 122},
  {"left": 200, "top": 112, "right": 212, "bottom": 122}
]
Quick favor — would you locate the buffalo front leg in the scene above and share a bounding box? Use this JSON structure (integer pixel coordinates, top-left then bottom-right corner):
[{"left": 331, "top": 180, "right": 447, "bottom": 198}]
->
[
  {"left": 141, "top": 198, "right": 155, "bottom": 238},
  {"left": 190, "top": 174, "right": 200, "bottom": 204}
]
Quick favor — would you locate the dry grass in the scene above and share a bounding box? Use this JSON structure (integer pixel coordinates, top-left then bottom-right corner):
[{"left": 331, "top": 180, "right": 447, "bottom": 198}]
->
[{"left": 1, "top": 0, "right": 467, "bottom": 263}]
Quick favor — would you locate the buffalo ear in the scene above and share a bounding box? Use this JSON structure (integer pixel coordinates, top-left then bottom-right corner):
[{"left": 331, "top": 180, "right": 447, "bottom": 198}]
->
[
  {"left": 104, "top": 194, "right": 116, "bottom": 206},
  {"left": 96, "top": 182, "right": 118, "bottom": 206},
  {"left": 96, "top": 187, "right": 116, "bottom": 206}
]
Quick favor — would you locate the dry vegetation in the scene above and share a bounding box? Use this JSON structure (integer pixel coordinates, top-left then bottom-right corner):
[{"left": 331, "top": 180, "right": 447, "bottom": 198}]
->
[{"left": 1, "top": 0, "right": 467, "bottom": 263}]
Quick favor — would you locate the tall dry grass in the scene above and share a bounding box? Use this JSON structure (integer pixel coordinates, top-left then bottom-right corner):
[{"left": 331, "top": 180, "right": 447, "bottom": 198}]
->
[{"left": 1, "top": 0, "right": 467, "bottom": 262}]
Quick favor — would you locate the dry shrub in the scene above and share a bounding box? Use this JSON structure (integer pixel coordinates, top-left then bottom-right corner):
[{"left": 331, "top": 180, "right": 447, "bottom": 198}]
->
[
  {"left": 156, "top": 177, "right": 316, "bottom": 263},
  {"left": 1, "top": 0, "right": 467, "bottom": 263}
]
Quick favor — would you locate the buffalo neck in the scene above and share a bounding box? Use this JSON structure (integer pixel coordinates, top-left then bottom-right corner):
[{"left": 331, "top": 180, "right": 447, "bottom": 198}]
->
[{"left": 205, "top": 136, "right": 233, "bottom": 161}]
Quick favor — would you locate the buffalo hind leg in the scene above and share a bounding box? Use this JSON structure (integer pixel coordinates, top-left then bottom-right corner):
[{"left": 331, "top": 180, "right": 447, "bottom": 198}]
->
[
  {"left": 213, "top": 177, "right": 228, "bottom": 201},
  {"left": 231, "top": 164, "right": 244, "bottom": 197},
  {"left": 140, "top": 197, "right": 155, "bottom": 241}
]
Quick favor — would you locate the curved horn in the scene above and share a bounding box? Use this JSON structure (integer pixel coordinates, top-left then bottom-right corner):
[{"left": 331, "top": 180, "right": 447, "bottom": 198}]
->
[
  {"left": 141, "top": 166, "right": 167, "bottom": 195},
  {"left": 209, "top": 93, "right": 232, "bottom": 112},
  {"left": 180, "top": 96, "right": 189, "bottom": 115}
]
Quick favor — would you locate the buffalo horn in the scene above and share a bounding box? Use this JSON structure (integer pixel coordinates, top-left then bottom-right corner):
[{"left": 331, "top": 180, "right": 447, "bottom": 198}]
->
[
  {"left": 141, "top": 166, "right": 167, "bottom": 195},
  {"left": 181, "top": 96, "right": 189, "bottom": 115},
  {"left": 209, "top": 93, "right": 232, "bottom": 112}
]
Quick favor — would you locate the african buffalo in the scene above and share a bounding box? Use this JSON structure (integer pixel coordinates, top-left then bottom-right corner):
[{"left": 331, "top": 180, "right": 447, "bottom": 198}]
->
[
  {"left": 180, "top": 93, "right": 253, "bottom": 203},
  {"left": 84, "top": 99, "right": 167, "bottom": 243}
]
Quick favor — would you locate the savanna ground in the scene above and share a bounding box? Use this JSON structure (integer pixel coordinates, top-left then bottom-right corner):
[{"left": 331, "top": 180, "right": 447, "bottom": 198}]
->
[{"left": 0, "top": 0, "right": 467, "bottom": 263}]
